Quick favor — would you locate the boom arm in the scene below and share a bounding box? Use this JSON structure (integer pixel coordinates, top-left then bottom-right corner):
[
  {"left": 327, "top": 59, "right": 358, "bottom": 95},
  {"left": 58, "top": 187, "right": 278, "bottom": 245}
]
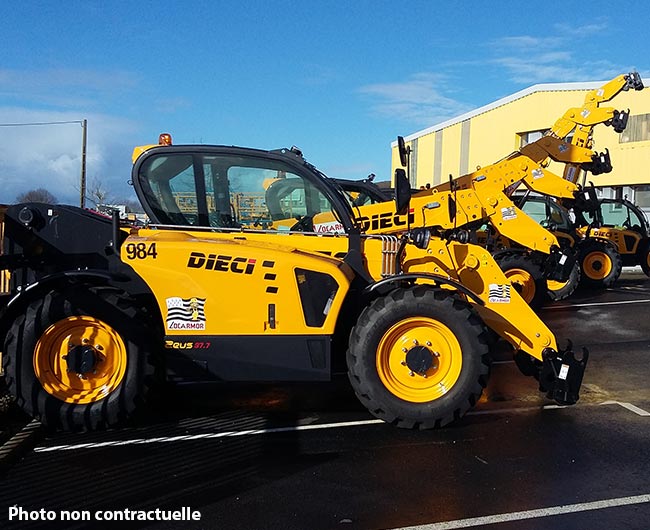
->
[
  {"left": 433, "top": 73, "right": 645, "bottom": 215},
  {"left": 550, "top": 72, "right": 644, "bottom": 147}
]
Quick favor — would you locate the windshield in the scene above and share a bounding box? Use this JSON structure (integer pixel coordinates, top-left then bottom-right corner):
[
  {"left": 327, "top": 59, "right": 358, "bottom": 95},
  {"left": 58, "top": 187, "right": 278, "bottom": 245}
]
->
[
  {"left": 589, "top": 200, "right": 649, "bottom": 231},
  {"left": 519, "top": 197, "right": 571, "bottom": 231}
]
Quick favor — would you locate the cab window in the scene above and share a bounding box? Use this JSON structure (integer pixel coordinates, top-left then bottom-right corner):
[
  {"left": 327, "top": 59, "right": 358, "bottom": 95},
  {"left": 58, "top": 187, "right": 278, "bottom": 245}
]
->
[
  {"left": 138, "top": 152, "right": 344, "bottom": 233},
  {"left": 138, "top": 155, "right": 201, "bottom": 225},
  {"left": 598, "top": 201, "right": 644, "bottom": 230}
]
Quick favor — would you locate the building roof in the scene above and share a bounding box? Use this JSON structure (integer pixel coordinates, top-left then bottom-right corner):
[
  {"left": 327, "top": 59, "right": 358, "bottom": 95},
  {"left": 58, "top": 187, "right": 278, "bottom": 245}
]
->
[{"left": 392, "top": 78, "right": 649, "bottom": 146}]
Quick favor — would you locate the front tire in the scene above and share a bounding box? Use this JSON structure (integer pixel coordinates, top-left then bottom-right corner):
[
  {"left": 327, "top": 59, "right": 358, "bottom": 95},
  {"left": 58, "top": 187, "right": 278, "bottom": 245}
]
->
[
  {"left": 3, "top": 286, "right": 157, "bottom": 431},
  {"left": 346, "top": 286, "right": 491, "bottom": 429}
]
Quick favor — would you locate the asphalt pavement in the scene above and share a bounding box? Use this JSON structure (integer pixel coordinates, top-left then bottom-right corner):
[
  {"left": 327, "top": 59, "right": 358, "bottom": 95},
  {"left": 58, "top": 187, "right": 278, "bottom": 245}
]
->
[{"left": 1, "top": 269, "right": 649, "bottom": 530}]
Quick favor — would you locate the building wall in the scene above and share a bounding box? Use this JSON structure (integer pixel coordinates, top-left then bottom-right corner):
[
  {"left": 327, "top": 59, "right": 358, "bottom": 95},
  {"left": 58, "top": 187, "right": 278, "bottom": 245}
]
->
[{"left": 392, "top": 80, "right": 650, "bottom": 200}]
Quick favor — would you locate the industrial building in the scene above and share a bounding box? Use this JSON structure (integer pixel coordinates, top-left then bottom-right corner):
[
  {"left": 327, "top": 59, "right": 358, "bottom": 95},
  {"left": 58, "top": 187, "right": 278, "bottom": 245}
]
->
[{"left": 391, "top": 78, "right": 650, "bottom": 214}]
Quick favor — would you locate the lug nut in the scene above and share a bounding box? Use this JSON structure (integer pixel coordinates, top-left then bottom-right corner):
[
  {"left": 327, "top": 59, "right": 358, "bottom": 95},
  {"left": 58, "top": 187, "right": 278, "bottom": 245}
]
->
[
  {"left": 409, "top": 371, "right": 414, "bottom": 377},
  {"left": 412, "top": 339, "right": 418, "bottom": 345},
  {"left": 426, "top": 341, "right": 432, "bottom": 347}
]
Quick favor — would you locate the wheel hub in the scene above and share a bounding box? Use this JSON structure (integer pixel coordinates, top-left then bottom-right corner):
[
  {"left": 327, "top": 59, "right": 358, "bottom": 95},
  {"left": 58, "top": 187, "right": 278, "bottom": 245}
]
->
[
  {"left": 65, "top": 344, "right": 99, "bottom": 375},
  {"left": 405, "top": 346, "right": 438, "bottom": 376}
]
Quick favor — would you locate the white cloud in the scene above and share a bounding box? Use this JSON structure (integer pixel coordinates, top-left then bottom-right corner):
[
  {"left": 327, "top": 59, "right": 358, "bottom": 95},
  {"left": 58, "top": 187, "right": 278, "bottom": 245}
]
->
[
  {"left": 359, "top": 73, "right": 473, "bottom": 125},
  {"left": 489, "top": 21, "right": 634, "bottom": 84},
  {"left": 0, "top": 108, "right": 141, "bottom": 205}
]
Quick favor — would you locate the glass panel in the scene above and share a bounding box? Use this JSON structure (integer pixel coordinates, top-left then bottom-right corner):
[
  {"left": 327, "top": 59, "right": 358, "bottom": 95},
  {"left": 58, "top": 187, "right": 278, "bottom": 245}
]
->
[
  {"left": 200, "top": 154, "right": 342, "bottom": 233},
  {"left": 139, "top": 155, "right": 199, "bottom": 225},
  {"left": 620, "top": 113, "right": 650, "bottom": 143},
  {"left": 520, "top": 199, "right": 547, "bottom": 224},
  {"left": 599, "top": 202, "right": 627, "bottom": 226},
  {"left": 548, "top": 201, "right": 571, "bottom": 230}
]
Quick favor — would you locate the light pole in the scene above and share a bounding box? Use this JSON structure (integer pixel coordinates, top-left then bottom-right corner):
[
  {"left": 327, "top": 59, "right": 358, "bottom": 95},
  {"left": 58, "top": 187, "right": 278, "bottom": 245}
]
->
[
  {"left": 0, "top": 119, "right": 87, "bottom": 206},
  {"left": 80, "top": 119, "right": 88, "bottom": 208}
]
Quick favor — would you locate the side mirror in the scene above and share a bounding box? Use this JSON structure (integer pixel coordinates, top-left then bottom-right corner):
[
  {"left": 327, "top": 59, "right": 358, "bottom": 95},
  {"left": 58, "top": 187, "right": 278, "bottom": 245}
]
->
[
  {"left": 394, "top": 168, "right": 411, "bottom": 215},
  {"left": 397, "top": 136, "right": 410, "bottom": 167}
]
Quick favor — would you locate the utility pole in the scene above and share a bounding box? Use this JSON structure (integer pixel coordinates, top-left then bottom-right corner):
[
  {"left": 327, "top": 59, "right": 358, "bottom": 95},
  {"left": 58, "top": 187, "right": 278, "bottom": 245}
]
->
[{"left": 80, "top": 119, "right": 88, "bottom": 208}]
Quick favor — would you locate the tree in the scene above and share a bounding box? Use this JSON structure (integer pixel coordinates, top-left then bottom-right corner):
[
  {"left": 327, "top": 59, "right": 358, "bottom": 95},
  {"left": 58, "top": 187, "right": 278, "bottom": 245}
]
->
[
  {"left": 86, "top": 177, "right": 111, "bottom": 207},
  {"left": 16, "top": 188, "right": 58, "bottom": 204}
]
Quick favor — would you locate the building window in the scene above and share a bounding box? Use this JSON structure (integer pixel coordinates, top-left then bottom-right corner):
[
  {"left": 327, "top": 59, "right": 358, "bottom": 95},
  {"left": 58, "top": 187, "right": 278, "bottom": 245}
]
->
[
  {"left": 408, "top": 138, "right": 418, "bottom": 188},
  {"left": 519, "top": 129, "right": 549, "bottom": 148},
  {"left": 634, "top": 185, "right": 650, "bottom": 208},
  {"left": 620, "top": 113, "right": 650, "bottom": 143}
]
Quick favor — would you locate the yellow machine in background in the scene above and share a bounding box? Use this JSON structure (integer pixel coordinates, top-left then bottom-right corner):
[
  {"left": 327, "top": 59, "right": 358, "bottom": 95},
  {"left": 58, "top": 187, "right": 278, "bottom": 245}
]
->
[{"left": 436, "top": 72, "right": 644, "bottom": 295}]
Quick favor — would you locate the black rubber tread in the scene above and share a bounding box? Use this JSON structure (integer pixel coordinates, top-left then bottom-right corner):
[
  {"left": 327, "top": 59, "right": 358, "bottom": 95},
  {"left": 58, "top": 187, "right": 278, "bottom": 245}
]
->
[
  {"left": 2, "top": 286, "right": 157, "bottom": 431},
  {"left": 637, "top": 239, "right": 650, "bottom": 277},
  {"left": 346, "top": 286, "right": 491, "bottom": 430},
  {"left": 547, "top": 262, "right": 581, "bottom": 301},
  {"left": 494, "top": 252, "right": 547, "bottom": 310},
  {"left": 578, "top": 239, "right": 623, "bottom": 288}
]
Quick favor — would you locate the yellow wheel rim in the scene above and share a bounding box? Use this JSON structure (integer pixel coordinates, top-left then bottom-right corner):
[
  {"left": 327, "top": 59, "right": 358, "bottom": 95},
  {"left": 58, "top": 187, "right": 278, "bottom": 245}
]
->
[
  {"left": 583, "top": 251, "right": 613, "bottom": 280},
  {"left": 33, "top": 316, "right": 127, "bottom": 404},
  {"left": 547, "top": 278, "right": 568, "bottom": 292},
  {"left": 504, "top": 268, "right": 535, "bottom": 303},
  {"left": 376, "top": 317, "right": 462, "bottom": 403}
]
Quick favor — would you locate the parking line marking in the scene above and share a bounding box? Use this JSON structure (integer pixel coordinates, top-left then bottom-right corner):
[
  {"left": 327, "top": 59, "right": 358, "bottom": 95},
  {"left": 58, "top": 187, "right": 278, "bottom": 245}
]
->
[
  {"left": 601, "top": 400, "right": 650, "bottom": 416},
  {"left": 27, "top": 405, "right": 573, "bottom": 452},
  {"left": 390, "top": 494, "right": 650, "bottom": 529},
  {"left": 544, "top": 298, "right": 650, "bottom": 310},
  {"left": 33, "top": 419, "right": 386, "bottom": 452},
  {"left": 31, "top": 399, "right": 645, "bottom": 453}
]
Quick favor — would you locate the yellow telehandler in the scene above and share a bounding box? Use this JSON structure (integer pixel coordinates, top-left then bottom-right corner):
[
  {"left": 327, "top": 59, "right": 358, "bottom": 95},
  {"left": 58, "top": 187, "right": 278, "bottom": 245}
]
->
[{"left": 0, "top": 135, "right": 588, "bottom": 431}]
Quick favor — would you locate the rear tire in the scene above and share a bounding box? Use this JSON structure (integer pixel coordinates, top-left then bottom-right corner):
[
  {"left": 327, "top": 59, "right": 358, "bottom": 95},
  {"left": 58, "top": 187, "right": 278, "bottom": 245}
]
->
[
  {"left": 547, "top": 262, "right": 581, "bottom": 301},
  {"left": 494, "top": 253, "right": 547, "bottom": 310},
  {"left": 637, "top": 240, "right": 650, "bottom": 277},
  {"left": 578, "top": 240, "right": 622, "bottom": 288},
  {"left": 2, "top": 286, "right": 157, "bottom": 431},
  {"left": 346, "top": 286, "right": 491, "bottom": 429}
]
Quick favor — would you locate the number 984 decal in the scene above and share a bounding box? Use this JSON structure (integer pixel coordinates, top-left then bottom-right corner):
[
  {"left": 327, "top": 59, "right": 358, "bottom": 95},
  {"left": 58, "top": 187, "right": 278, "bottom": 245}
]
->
[{"left": 125, "top": 242, "right": 158, "bottom": 260}]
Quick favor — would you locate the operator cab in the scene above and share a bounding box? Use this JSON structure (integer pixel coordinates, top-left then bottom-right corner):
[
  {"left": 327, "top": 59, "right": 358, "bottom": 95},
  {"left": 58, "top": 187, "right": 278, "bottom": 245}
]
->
[
  {"left": 132, "top": 135, "right": 356, "bottom": 234},
  {"left": 588, "top": 198, "right": 650, "bottom": 236}
]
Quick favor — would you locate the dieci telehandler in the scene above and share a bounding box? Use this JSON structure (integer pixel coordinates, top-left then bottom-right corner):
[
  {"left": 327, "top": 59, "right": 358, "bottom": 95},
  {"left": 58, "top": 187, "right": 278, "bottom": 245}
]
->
[
  {"left": 0, "top": 136, "right": 588, "bottom": 431},
  {"left": 432, "top": 71, "right": 644, "bottom": 297},
  {"left": 514, "top": 71, "right": 644, "bottom": 290}
]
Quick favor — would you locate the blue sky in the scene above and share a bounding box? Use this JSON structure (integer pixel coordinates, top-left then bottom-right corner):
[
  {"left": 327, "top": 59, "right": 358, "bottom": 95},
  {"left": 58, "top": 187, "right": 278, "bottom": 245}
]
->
[{"left": 1, "top": 0, "right": 648, "bottom": 205}]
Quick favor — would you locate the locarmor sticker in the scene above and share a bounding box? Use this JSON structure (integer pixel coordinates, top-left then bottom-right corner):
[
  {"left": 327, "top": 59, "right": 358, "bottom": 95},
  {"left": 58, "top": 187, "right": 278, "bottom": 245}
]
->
[
  {"left": 166, "top": 297, "right": 206, "bottom": 331},
  {"left": 532, "top": 168, "right": 544, "bottom": 179},
  {"left": 314, "top": 221, "right": 345, "bottom": 234},
  {"left": 501, "top": 206, "right": 517, "bottom": 221},
  {"left": 488, "top": 284, "right": 511, "bottom": 304}
]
